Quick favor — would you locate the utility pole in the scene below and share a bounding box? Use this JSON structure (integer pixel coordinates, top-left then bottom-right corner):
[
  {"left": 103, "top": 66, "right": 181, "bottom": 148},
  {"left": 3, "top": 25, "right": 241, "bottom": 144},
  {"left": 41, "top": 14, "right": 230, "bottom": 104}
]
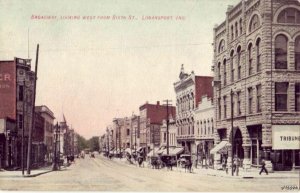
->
[
  {"left": 21, "top": 80, "right": 25, "bottom": 175},
  {"left": 53, "top": 122, "right": 58, "bottom": 171},
  {"left": 163, "top": 100, "right": 172, "bottom": 155},
  {"left": 26, "top": 44, "right": 39, "bottom": 175},
  {"left": 119, "top": 124, "right": 121, "bottom": 158},
  {"left": 231, "top": 89, "right": 234, "bottom": 176}
]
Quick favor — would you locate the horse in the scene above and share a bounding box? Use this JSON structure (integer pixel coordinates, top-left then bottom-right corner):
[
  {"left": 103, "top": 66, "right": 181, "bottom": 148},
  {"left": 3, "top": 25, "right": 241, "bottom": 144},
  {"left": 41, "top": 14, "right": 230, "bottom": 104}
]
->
[
  {"left": 137, "top": 157, "right": 143, "bottom": 167},
  {"left": 184, "top": 159, "right": 192, "bottom": 173}
]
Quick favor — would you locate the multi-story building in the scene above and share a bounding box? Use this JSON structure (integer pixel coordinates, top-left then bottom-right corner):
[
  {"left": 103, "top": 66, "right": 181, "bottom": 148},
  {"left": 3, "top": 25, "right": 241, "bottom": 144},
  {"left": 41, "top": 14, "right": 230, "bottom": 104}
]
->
[
  {"left": 32, "top": 111, "right": 45, "bottom": 167},
  {"left": 160, "top": 118, "right": 177, "bottom": 147},
  {"left": 194, "top": 96, "right": 214, "bottom": 167},
  {"left": 212, "top": 0, "right": 300, "bottom": 171},
  {"left": 139, "top": 101, "right": 176, "bottom": 155},
  {"left": 174, "top": 64, "right": 213, "bottom": 161},
  {"left": 0, "top": 57, "right": 35, "bottom": 169},
  {"left": 131, "top": 114, "right": 140, "bottom": 150},
  {"left": 35, "top": 105, "right": 55, "bottom": 163}
]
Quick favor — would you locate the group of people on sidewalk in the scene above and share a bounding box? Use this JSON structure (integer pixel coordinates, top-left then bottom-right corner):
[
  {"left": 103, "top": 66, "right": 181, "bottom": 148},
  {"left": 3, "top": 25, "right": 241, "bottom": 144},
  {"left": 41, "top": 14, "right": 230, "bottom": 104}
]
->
[{"left": 221, "top": 155, "right": 268, "bottom": 176}]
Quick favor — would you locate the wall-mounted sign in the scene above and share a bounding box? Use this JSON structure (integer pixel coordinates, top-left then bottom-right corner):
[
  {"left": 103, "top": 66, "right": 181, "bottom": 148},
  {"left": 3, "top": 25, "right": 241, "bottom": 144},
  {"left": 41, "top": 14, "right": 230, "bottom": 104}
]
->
[{"left": 272, "top": 125, "right": 300, "bottom": 150}]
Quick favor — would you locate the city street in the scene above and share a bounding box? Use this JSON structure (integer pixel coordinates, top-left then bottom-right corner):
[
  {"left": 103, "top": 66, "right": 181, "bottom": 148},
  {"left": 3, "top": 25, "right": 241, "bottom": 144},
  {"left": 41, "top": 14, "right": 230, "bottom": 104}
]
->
[{"left": 0, "top": 154, "right": 299, "bottom": 192}]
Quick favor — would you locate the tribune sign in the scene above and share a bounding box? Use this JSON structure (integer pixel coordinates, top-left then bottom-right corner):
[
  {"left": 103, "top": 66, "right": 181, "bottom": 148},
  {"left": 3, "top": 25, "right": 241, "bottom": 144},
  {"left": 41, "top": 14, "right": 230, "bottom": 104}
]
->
[
  {"left": 0, "top": 61, "right": 16, "bottom": 120},
  {"left": 272, "top": 125, "right": 300, "bottom": 150}
]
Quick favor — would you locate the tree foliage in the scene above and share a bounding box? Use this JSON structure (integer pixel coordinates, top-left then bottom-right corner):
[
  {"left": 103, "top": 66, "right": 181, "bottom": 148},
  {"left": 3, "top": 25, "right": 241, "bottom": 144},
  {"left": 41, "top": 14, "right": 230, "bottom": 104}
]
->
[
  {"left": 77, "top": 134, "right": 88, "bottom": 152},
  {"left": 88, "top": 136, "right": 100, "bottom": 152}
]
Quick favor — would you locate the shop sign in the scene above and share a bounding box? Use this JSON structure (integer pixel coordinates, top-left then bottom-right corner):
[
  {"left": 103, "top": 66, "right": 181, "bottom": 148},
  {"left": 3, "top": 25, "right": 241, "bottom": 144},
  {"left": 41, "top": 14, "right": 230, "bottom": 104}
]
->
[{"left": 272, "top": 125, "right": 300, "bottom": 150}]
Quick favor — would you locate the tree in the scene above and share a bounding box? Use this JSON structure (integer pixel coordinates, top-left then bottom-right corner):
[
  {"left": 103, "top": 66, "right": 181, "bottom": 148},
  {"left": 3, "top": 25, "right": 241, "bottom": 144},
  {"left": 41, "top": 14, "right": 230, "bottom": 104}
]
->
[
  {"left": 77, "top": 134, "right": 88, "bottom": 152},
  {"left": 88, "top": 136, "right": 100, "bottom": 152}
]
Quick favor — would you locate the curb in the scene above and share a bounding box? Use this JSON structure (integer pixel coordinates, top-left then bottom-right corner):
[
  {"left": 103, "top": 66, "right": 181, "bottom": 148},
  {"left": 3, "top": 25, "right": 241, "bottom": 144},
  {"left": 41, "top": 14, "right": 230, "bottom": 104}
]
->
[{"left": 23, "top": 170, "right": 53, "bottom": 178}]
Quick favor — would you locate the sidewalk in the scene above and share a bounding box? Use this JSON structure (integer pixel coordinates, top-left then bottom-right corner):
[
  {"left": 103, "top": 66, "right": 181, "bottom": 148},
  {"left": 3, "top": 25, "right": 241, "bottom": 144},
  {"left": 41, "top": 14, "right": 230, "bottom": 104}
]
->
[
  {"left": 108, "top": 156, "right": 299, "bottom": 179},
  {"left": 0, "top": 165, "right": 53, "bottom": 178},
  {"left": 193, "top": 167, "right": 299, "bottom": 179}
]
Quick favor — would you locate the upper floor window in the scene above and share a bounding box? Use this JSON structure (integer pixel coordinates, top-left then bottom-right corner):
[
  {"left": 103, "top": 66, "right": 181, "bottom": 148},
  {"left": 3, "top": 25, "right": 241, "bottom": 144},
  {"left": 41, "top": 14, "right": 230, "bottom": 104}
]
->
[
  {"left": 237, "top": 46, "right": 242, "bottom": 80},
  {"left": 248, "top": 43, "right": 253, "bottom": 75},
  {"left": 275, "top": 35, "right": 288, "bottom": 69},
  {"left": 235, "top": 22, "right": 238, "bottom": 38},
  {"left": 218, "top": 39, "right": 225, "bottom": 53},
  {"left": 223, "top": 59, "right": 227, "bottom": 86},
  {"left": 275, "top": 82, "right": 288, "bottom": 111},
  {"left": 256, "top": 38, "right": 261, "bottom": 72},
  {"left": 249, "top": 14, "right": 260, "bottom": 32},
  {"left": 230, "top": 50, "right": 235, "bottom": 82},
  {"left": 278, "top": 8, "right": 300, "bottom": 24},
  {"left": 239, "top": 19, "right": 243, "bottom": 35},
  {"left": 231, "top": 25, "right": 234, "bottom": 40},
  {"left": 218, "top": 62, "right": 221, "bottom": 81},
  {"left": 237, "top": 91, "right": 241, "bottom": 115},
  {"left": 18, "top": 85, "right": 24, "bottom": 101},
  {"left": 223, "top": 95, "right": 227, "bottom": 118},
  {"left": 248, "top": 87, "right": 253, "bottom": 114},
  {"left": 295, "top": 36, "right": 300, "bottom": 70},
  {"left": 218, "top": 98, "right": 221, "bottom": 120},
  {"left": 296, "top": 83, "right": 300, "bottom": 111},
  {"left": 256, "top": 84, "right": 262, "bottom": 113}
]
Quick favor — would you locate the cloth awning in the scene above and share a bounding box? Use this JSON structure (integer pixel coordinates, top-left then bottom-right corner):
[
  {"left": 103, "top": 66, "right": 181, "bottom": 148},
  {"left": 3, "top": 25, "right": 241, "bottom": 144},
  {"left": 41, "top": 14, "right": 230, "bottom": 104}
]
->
[
  {"left": 156, "top": 147, "right": 165, "bottom": 154},
  {"left": 162, "top": 147, "right": 184, "bottom": 156},
  {"left": 147, "top": 147, "right": 159, "bottom": 157},
  {"left": 210, "top": 141, "right": 231, "bottom": 154}
]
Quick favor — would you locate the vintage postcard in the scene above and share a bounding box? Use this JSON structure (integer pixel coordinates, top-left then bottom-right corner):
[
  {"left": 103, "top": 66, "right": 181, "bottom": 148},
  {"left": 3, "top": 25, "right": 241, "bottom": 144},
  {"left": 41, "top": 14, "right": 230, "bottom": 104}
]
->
[{"left": 0, "top": 0, "right": 299, "bottom": 192}]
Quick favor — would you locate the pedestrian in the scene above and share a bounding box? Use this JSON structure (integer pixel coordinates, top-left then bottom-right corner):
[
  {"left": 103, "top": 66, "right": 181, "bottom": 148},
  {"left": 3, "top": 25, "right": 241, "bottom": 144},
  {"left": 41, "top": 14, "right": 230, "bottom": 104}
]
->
[
  {"left": 233, "top": 156, "right": 240, "bottom": 176},
  {"left": 259, "top": 159, "right": 268, "bottom": 175},
  {"left": 222, "top": 158, "right": 226, "bottom": 171}
]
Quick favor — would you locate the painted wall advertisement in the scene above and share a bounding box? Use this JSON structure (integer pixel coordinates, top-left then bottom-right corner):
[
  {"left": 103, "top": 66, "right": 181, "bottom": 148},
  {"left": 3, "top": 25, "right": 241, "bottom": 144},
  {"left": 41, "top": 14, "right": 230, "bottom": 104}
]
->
[{"left": 0, "top": 61, "right": 16, "bottom": 120}]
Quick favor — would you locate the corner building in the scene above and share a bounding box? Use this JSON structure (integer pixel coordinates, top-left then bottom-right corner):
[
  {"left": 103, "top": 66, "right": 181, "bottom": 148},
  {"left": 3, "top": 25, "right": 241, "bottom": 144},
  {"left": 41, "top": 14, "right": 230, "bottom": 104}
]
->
[{"left": 212, "top": 0, "right": 300, "bottom": 171}]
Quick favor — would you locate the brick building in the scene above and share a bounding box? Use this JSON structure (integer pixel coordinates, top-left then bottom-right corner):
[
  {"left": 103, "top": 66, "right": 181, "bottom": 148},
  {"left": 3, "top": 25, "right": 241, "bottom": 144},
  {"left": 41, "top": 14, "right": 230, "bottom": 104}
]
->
[
  {"left": 0, "top": 57, "right": 35, "bottom": 169},
  {"left": 35, "top": 105, "right": 55, "bottom": 163},
  {"left": 212, "top": 0, "right": 300, "bottom": 171},
  {"left": 174, "top": 64, "right": 213, "bottom": 160},
  {"left": 139, "top": 101, "right": 176, "bottom": 155}
]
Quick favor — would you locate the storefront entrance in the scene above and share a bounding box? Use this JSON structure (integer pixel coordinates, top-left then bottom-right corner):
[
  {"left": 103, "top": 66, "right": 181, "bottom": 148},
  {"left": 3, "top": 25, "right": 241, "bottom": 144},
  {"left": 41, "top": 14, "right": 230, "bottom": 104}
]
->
[{"left": 233, "top": 128, "right": 244, "bottom": 160}]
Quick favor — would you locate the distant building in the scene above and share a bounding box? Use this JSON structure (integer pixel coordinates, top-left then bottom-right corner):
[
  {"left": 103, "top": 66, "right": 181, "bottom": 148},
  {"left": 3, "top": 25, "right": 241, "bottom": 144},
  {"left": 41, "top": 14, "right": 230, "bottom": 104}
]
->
[
  {"left": 35, "top": 105, "right": 55, "bottom": 163},
  {"left": 160, "top": 118, "right": 177, "bottom": 147},
  {"left": 139, "top": 101, "right": 176, "bottom": 154},
  {"left": 131, "top": 114, "right": 140, "bottom": 150}
]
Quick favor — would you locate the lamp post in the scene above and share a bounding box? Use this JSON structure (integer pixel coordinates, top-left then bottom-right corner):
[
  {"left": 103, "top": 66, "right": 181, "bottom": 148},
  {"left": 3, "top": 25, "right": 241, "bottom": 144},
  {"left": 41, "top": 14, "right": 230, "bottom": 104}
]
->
[{"left": 106, "top": 128, "right": 109, "bottom": 156}]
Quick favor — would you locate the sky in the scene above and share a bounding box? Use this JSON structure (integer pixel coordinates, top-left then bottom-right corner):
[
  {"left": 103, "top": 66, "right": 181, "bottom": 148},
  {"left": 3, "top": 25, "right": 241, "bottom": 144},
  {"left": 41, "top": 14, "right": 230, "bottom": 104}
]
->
[{"left": 0, "top": 0, "right": 240, "bottom": 139}]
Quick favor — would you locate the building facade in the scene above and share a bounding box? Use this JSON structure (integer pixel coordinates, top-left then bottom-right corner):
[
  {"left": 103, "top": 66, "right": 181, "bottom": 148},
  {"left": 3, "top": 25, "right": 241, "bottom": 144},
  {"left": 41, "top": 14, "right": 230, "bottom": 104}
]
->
[
  {"left": 139, "top": 101, "right": 176, "bottom": 155},
  {"left": 194, "top": 96, "right": 215, "bottom": 167},
  {"left": 174, "top": 64, "right": 213, "bottom": 161},
  {"left": 212, "top": 0, "right": 300, "bottom": 171},
  {"left": 35, "top": 105, "right": 55, "bottom": 163},
  {"left": 160, "top": 118, "right": 177, "bottom": 147}
]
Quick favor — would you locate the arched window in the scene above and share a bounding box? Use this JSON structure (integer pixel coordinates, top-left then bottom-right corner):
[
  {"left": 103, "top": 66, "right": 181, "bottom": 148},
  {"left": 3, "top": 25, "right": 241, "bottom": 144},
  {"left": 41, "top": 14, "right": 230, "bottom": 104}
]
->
[
  {"left": 248, "top": 43, "right": 253, "bottom": 75},
  {"left": 218, "top": 62, "right": 221, "bottom": 81},
  {"left": 218, "top": 39, "right": 225, "bottom": 53},
  {"left": 207, "top": 120, "right": 210, "bottom": 135},
  {"left": 278, "top": 8, "right": 300, "bottom": 24},
  {"left": 237, "top": 46, "right": 242, "bottom": 79},
  {"left": 223, "top": 59, "right": 227, "bottom": 86},
  {"left": 275, "top": 35, "right": 288, "bottom": 69},
  {"left": 256, "top": 38, "right": 261, "bottom": 72},
  {"left": 204, "top": 121, "right": 206, "bottom": 135},
  {"left": 235, "top": 22, "right": 238, "bottom": 38},
  {"left": 230, "top": 50, "right": 235, "bottom": 82},
  {"left": 211, "top": 119, "right": 214, "bottom": 135},
  {"left": 200, "top": 121, "right": 203, "bottom": 135},
  {"left": 231, "top": 25, "right": 234, "bottom": 40},
  {"left": 240, "top": 18, "right": 243, "bottom": 35},
  {"left": 295, "top": 36, "right": 300, "bottom": 70},
  {"left": 249, "top": 15, "right": 260, "bottom": 32}
]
